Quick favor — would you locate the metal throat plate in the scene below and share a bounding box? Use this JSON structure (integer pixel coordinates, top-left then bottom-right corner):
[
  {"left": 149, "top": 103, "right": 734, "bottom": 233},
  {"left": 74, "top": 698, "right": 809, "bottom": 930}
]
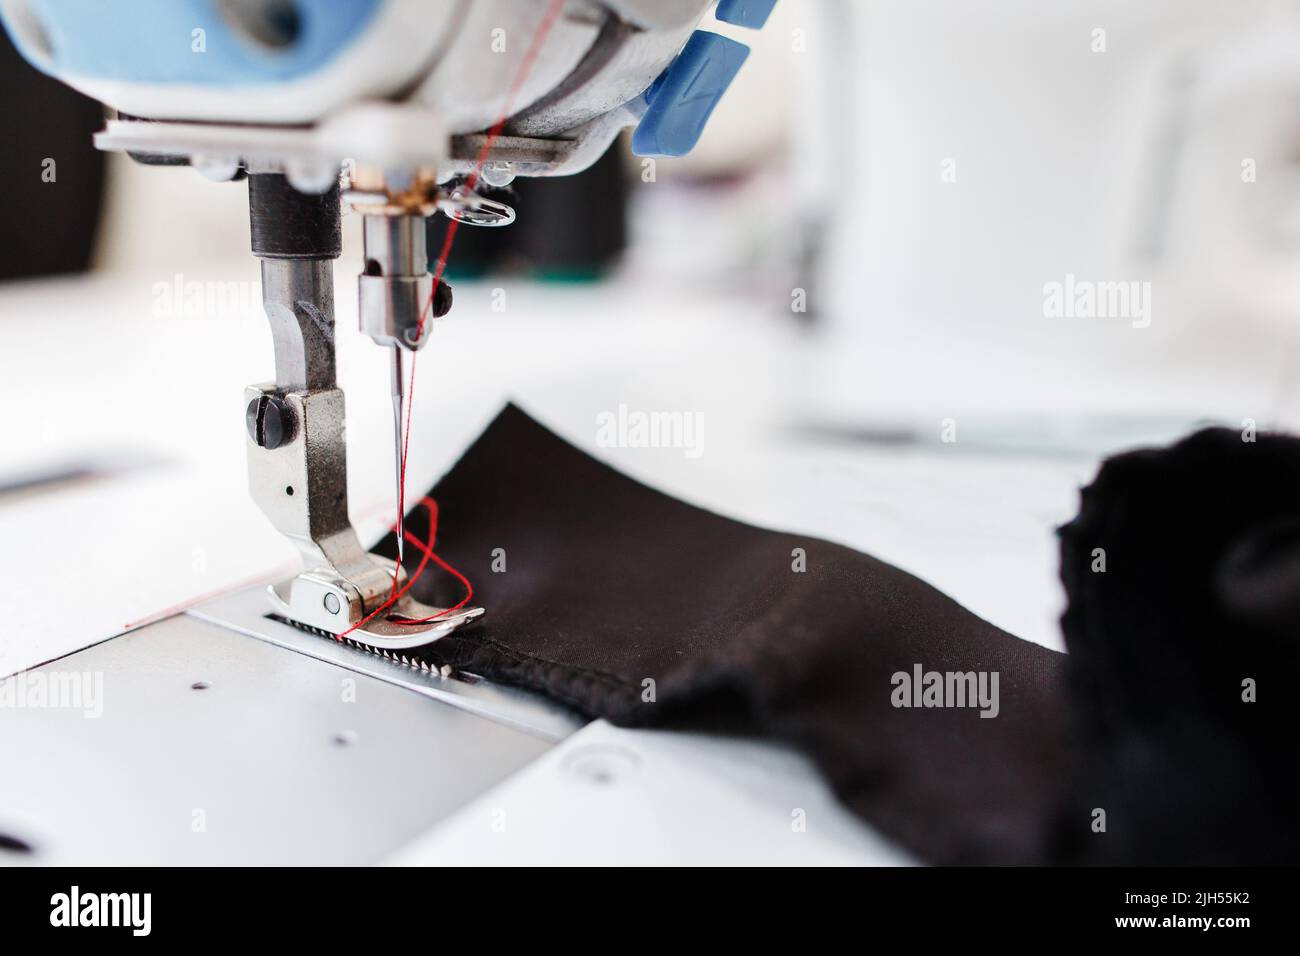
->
[{"left": 0, "top": 589, "right": 584, "bottom": 866}]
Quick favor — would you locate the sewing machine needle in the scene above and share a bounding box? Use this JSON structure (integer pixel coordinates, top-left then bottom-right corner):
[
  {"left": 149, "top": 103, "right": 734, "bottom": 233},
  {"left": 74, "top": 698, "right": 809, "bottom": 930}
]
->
[{"left": 391, "top": 345, "right": 406, "bottom": 570}]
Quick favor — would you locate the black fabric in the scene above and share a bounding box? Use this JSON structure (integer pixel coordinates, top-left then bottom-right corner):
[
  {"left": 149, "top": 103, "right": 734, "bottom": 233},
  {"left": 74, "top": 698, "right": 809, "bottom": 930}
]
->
[
  {"left": 1053, "top": 428, "right": 1300, "bottom": 865},
  {"left": 384, "top": 404, "right": 1069, "bottom": 865},
  {"left": 383, "top": 408, "right": 1300, "bottom": 864}
]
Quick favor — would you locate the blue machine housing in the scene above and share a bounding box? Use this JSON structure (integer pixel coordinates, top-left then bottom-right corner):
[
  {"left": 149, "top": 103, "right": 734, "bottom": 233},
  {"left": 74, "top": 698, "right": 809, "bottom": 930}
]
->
[{"left": 2, "top": 0, "right": 381, "bottom": 84}]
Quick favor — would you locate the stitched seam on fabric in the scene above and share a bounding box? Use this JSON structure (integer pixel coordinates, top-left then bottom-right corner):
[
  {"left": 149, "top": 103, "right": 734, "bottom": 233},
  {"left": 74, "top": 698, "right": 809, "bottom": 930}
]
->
[
  {"left": 441, "top": 642, "right": 640, "bottom": 716},
  {"left": 452, "top": 632, "right": 639, "bottom": 689}
]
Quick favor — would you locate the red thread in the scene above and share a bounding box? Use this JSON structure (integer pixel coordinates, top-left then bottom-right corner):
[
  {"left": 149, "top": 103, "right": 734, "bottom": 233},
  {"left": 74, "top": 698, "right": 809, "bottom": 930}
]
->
[
  {"left": 391, "top": 524, "right": 474, "bottom": 626},
  {"left": 334, "top": 495, "right": 472, "bottom": 637},
  {"left": 338, "top": 496, "right": 440, "bottom": 638},
  {"left": 357, "top": 0, "right": 567, "bottom": 635}
]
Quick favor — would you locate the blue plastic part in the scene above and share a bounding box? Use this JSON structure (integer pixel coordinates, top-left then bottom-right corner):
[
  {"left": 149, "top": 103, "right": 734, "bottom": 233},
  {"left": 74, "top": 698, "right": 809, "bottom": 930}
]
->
[
  {"left": 2, "top": 0, "right": 381, "bottom": 85},
  {"left": 715, "top": 0, "right": 777, "bottom": 29},
  {"left": 631, "top": 30, "right": 749, "bottom": 158}
]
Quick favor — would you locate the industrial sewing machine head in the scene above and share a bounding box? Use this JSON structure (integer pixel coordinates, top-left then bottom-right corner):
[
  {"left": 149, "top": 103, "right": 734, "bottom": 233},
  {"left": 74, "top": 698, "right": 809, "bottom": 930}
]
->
[{"left": 0, "top": 0, "right": 770, "bottom": 648}]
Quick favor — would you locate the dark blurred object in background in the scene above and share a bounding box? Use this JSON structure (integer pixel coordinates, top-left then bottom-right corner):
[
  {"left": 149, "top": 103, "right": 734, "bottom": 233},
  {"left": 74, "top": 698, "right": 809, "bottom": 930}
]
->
[
  {"left": 428, "top": 138, "right": 628, "bottom": 281},
  {"left": 0, "top": 24, "right": 105, "bottom": 280}
]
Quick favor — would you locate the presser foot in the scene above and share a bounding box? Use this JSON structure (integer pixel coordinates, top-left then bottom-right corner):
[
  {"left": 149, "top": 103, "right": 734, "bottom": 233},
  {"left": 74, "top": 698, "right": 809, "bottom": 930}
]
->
[{"left": 265, "top": 559, "right": 484, "bottom": 651}]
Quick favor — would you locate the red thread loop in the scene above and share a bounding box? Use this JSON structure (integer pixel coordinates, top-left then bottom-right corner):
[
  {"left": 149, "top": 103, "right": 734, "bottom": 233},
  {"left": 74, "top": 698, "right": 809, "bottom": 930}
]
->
[{"left": 337, "top": 496, "right": 472, "bottom": 639}]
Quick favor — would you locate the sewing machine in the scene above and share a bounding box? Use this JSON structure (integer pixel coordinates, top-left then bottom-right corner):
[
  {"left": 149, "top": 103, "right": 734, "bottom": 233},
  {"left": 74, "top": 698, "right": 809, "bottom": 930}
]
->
[
  {"left": 0, "top": 0, "right": 771, "bottom": 646},
  {"left": 0, "top": 0, "right": 902, "bottom": 867}
]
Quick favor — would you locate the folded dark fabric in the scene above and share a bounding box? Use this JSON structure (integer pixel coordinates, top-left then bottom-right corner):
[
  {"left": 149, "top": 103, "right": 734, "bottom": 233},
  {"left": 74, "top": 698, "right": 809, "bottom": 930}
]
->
[
  {"left": 1055, "top": 428, "right": 1300, "bottom": 865},
  {"left": 383, "top": 404, "right": 1070, "bottom": 865}
]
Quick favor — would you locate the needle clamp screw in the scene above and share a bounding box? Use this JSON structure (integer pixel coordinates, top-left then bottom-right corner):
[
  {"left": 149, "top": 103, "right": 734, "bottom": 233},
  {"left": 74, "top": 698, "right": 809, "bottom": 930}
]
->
[{"left": 245, "top": 394, "right": 295, "bottom": 450}]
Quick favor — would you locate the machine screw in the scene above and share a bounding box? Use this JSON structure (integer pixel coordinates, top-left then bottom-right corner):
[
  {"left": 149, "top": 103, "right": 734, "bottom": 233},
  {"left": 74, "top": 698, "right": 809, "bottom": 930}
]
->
[
  {"left": 431, "top": 278, "right": 453, "bottom": 318},
  {"left": 403, "top": 278, "right": 453, "bottom": 346},
  {"left": 245, "top": 395, "right": 294, "bottom": 449}
]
